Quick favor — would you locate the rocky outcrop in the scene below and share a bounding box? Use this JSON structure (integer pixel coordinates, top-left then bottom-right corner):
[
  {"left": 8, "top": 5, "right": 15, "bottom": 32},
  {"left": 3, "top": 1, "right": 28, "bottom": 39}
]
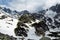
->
[{"left": 32, "top": 20, "right": 49, "bottom": 36}]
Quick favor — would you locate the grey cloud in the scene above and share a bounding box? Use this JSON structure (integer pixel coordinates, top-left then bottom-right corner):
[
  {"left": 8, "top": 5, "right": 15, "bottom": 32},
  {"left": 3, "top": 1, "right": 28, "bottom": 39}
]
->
[{"left": 6, "top": 0, "right": 60, "bottom": 12}]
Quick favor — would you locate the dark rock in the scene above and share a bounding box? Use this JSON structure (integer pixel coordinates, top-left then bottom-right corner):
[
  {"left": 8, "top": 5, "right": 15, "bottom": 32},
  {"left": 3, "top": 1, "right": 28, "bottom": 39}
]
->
[
  {"left": 48, "top": 32, "right": 60, "bottom": 37},
  {"left": 47, "top": 17, "right": 52, "bottom": 23},
  {"left": 17, "top": 22, "right": 29, "bottom": 28},
  {"left": 31, "top": 13, "right": 44, "bottom": 20},
  {"left": 54, "top": 19, "right": 60, "bottom": 28},
  {"left": 50, "top": 4, "right": 60, "bottom": 13},
  {"left": 3, "top": 7, "right": 11, "bottom": 13},
  {"left": 28, "top": 39, "right": 34, "bottom": 40},
  {"left": 0, "top": 15, "right": 7, "bottom": 19},
  {"left": 52, "top": 39, "right": 59, "bottom": 40},
  {"left": 32, "top": 20, "right": 49, "bottom": 36},
  {"left": 19, "top": 13, "right": 35, "bottom": 23},
  {"left": 14, "top": 27, "right": 28, "bottom": 37},
  {"left": 51, "top": 26, "right": 56, "bottom": 29}
]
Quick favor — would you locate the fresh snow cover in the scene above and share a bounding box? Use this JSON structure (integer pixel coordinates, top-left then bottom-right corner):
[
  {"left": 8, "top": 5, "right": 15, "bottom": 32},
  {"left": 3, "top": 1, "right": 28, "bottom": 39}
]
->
[
  {"left": 0, "top": 11, "right": 59, "bottom": 40},
  {"left": 0, "top": 17, "right": 18, "bottom": 37},
  {"left": 0, "top": 9, "right": 42, "bottom": 40},
  {"left": 0, "top": 8, "right": 60, "bottom": 40},
  {"left": 24, "top": 20, "right": 42, "bottom": 40},
  {"left": 0, "top": 10, "right": 18, "bottom": 37},
  {"left": 25, "top": 27, "right": 42, "bottom": 40}
]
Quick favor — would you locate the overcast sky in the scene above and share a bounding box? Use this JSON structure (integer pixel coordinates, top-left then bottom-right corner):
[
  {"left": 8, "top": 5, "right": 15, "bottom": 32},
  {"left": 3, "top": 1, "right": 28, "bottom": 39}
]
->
[{"left": 0, "top": 0, "right": 60, "bottom": 12}]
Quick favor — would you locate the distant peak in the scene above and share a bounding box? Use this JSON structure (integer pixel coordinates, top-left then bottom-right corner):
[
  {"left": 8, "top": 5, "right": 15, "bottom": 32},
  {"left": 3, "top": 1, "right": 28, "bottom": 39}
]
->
[{"left": 50, "top": 3, "right": 60, "bottom": 13}]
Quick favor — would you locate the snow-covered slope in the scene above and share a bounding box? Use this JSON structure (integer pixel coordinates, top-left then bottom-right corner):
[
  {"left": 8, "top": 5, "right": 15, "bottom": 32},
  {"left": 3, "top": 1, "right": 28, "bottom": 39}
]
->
[
  {"left": 0, "top": 9, "right": 18, "bottom": 37},
  {"left": 0, "top": 4, "right": 60, "bottom": 40}
]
